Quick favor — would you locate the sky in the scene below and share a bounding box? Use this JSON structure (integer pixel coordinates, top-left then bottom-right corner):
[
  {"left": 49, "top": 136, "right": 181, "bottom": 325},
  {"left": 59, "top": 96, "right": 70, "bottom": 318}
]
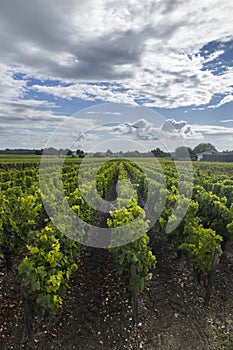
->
[{"left": 0, "top": 0, "right": 233, "bottom": 151}]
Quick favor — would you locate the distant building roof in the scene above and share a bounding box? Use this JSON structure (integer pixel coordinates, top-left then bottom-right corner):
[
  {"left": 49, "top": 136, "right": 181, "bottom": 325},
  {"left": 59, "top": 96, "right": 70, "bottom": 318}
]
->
[
  {"left": 198, "top": 152, "right": 233, "bottom": 162},
  {"left": 196, "top": 150, "right": 218, "bottom": 156}
]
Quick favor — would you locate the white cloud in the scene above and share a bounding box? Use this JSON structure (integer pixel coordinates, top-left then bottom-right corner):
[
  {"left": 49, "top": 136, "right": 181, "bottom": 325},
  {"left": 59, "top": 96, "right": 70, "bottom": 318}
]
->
[
  {"left": 32, "top": 83, "right": 137, "bottom": 105},
  {"left": 161, "top": 119, "right": 187, "bottom": 132},
  {"left": 192, "top": 124, "right": 233, "bottom": 135},
  {"left": 0, "top": 64, "right": 27, "bottom": 100},
  {"left": 190, "top": 129, "right": 233, "bottom": 151},
  {"left": 220, "top": 119, "right": 233, "bottom": 123},
  {"left": 208, "top": 94, "right": 233, "bottom": 108},
  {"left": 160, "top": 119, "right": 203, "bottom": 140},
  {"left": 30, "top": 53, "right": 233, "bottom": 109},
  {"left": 86, "top": 111, "right": 122, "bottom": 116},
  {"left": 0, "top": 0, "right": 232, "bottom": 109},
  {"left": 111, "top": 118, "right": 203, "bottom": 141},
  {"left": 111, "top": 119, "right": 159, "bottom": 140}
]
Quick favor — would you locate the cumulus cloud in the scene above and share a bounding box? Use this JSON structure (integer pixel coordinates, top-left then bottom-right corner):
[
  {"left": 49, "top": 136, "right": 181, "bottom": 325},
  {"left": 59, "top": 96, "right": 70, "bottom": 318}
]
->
[
  {"left": 111, "top": 119, "right": 159, "bottom": 140},
  {"left": 161, "top": 119, "right": 187, "bottom": 133},
  {"left": 111, "top": 118, "right": 203, "bottom": 141},
  {"left": 108, "top": 118, "right": 233, "bottom": 153},
  {"left": 160, "top": 119, "right": 203, "bottom": 140}
]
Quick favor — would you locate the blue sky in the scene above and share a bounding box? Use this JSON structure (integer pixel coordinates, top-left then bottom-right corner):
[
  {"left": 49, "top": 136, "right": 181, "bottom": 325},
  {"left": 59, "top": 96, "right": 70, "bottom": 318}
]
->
[{"left": 0, "top": 0, "right": 232, "bottom": 151}]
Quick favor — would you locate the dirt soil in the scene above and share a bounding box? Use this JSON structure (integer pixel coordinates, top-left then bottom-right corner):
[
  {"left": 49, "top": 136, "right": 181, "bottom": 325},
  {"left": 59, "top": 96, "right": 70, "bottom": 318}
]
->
[{"left": 1, "top": 227, "right": 233, "bottom": 350}]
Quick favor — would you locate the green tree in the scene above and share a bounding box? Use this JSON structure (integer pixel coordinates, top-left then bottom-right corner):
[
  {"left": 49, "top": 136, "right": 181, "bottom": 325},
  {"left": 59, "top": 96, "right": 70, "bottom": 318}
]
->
[
  {"left": 151, "top": 148, "right": 165, "bottom": 157},
  {"left": 193, "top": 143, "right": 217, "bottom": 155},
  {"left": 76, "top": 149, "right": 85, "bottom": 158},
  {"left": 174, "top": 146, "right": 194, "bottom": 159}
]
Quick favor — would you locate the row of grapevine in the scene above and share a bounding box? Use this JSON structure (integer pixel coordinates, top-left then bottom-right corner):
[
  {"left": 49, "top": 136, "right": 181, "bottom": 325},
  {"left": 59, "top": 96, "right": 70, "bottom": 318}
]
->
[
  {"left": 0, "top": 159, "right": 122, "bottom": 314},
  {"left": 1, "top": 157, "right": 233, "bottom": 317},
  {"left": 108, "top": 162, "right": 156, "bottom": 295},
  {"left": 125, "top": 160, "right": 233, "bottom": 280}
]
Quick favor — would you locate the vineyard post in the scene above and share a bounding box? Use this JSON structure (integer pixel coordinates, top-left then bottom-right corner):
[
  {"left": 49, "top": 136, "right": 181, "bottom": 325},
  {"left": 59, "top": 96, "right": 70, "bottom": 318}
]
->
[
  {"left": 131, "top": 263, "right": 138, "bottom": 326},
  {"left": 21, "top": 282, "right": 33, "bottom": 341},
  {"left": 3, "top": 245, "right": 13, "bottom": 271},
  {"left": 204, "top": 248, "right": 220, "bottom": 306}
]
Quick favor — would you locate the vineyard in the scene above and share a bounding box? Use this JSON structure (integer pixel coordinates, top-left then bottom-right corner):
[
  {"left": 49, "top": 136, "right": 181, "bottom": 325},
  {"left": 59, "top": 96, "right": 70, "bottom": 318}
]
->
[{"left": 0, "top": 156, "right": 233, "bottom": 350}]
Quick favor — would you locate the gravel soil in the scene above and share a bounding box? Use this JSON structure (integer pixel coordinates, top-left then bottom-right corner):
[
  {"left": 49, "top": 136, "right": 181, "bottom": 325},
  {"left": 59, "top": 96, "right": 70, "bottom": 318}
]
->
[{"left": 1, "top": 229, "right": 233, "bottom": 350}]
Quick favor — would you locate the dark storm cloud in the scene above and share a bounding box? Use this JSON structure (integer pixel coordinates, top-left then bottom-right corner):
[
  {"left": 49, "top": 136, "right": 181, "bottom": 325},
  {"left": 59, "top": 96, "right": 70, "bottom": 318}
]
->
[
  {"left": 0, "top": 0, "right": 186, "bottom": 81},
  {"left": 0, "top": 0, "right": 71, "bottom": 51},
  {"left": 0, "top": 0, "right": 138, "bottom": 79}
]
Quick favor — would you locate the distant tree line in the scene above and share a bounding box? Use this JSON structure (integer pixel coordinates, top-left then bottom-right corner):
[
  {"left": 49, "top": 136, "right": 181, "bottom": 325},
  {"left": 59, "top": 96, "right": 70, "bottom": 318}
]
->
[
  {"left": 153, "top": 143, "right": 230, "bottom": 160},
  {"left": 0, "top": 143, "right": 232, "bottom": 159},
  {"left": 0, "top": 148, "right": 44, "bottom": 155},
  {"left": 0, "top": 148, "right": 83, "bottom": 157}
]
